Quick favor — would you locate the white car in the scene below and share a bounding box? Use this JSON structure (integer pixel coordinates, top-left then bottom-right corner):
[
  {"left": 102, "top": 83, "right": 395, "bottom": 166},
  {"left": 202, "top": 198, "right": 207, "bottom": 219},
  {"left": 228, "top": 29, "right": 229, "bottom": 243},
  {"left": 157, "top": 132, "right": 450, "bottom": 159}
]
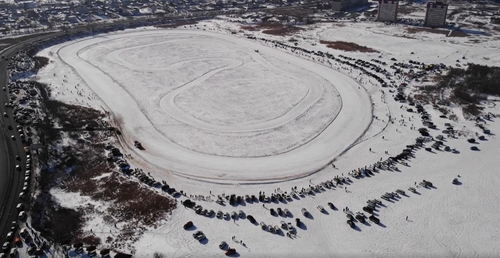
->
[{"left": 18, "top": 211, "right": 26, "bottom": 220}]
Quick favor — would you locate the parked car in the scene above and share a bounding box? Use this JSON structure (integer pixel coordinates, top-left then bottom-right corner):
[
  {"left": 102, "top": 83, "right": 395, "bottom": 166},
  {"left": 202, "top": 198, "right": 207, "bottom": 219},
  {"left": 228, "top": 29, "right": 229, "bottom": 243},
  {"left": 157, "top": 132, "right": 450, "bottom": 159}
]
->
[
  {"left": 280, "top": 221, "right": 287, "bottom": 230},
  {"left": 5, "top": 232, "right": 14, "bottom": 242},
  {"left": 183, "top": 221, "right": 194, "bottom": 230},
  {"left": 2, "top": 242, "right": 10, "bottom": 252},
  {"left": 247, "top": 215, "right": 256, "bottom": 224},
  {"left": 277, "top": 208, "right": 283, "bottom": 216},
  {"left": 9, "top": 248, "right": 18, "bottom": 257},
  {"left": 192, "top": 231, "right": 206, "bottom": 241},
  {"left": 16, "top": 203, "right": 24, "bottom": 212},
  {"left": 369, "top": 215, "right": 380, "bottom": 224},
  {"left": 18, "top": 211, "right": 26, "bottom": 221},
  {"left": 225, "top": 248, "right": 236, "bottom": 256},
  {"left": 260, "top": 222, "right": 267, "bottom": 231},
  {"left": 219, "top": 241, "right": 227, "bottom": 250}
]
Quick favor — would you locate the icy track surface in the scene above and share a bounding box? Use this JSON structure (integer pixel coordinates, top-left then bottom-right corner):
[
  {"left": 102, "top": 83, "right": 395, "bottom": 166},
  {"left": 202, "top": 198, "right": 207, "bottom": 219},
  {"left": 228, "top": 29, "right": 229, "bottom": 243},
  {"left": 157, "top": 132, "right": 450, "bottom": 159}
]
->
[{"left": 58, "top": 29, "right": 371, "bottom": 182}]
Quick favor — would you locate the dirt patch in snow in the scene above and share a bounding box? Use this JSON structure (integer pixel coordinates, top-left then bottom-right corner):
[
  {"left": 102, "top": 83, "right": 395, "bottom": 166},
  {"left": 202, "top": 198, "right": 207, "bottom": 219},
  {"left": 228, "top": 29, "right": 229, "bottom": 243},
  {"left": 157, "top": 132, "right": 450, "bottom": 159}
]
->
[
  {"left": 405, "top": 27, "right": 469, "bottom": 37},
  {"left": 241, "top": 22, "right": 304, "bottom": 36},
  {"left": 319, "top": 40, "right": 378, "bottom": 53},
  {"left": 406, "top": 27, "right": 449, "bottom": 35}
]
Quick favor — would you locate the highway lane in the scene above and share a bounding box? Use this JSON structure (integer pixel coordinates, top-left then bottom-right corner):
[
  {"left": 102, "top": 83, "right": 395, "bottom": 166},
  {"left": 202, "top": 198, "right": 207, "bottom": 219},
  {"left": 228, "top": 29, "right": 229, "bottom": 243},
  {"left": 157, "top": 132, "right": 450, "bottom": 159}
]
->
[{"left": 0, "top": 32, "right": 61, "bottom": 249}]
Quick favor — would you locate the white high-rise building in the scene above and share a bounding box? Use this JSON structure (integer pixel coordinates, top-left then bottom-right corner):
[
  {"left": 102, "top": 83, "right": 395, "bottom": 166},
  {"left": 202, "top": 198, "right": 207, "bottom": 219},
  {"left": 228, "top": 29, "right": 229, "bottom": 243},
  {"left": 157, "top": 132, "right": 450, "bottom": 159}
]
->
[
  {"left": 377, "top": 0, "right": 399, "bottom": 22},
  {"left": 424, "top": 1, "right": 448, "bottom": 27}
]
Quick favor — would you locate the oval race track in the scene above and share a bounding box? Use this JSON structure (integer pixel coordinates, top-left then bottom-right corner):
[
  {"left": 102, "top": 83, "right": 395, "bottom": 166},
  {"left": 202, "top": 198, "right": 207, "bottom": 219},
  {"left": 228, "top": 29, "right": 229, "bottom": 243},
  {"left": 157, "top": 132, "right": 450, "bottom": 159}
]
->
[{"left": 57, "top": 29, "right": 373, "bottom": 183}]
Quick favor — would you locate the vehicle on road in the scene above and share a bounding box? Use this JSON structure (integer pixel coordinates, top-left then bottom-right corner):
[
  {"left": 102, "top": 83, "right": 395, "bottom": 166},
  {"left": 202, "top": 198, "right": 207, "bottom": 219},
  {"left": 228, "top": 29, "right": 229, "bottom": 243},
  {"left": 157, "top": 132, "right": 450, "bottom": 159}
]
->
[
  {"left": 18, "top": 211, "right": 26, "bottom": 221},
  {"left": 2, "top": 242, "right": 10, "bottom": 253}
]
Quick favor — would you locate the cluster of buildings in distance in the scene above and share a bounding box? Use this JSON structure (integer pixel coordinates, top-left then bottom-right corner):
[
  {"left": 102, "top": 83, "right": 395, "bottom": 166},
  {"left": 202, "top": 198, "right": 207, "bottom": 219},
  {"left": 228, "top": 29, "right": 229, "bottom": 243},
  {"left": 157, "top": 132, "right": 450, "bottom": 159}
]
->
[
  {"left": 0, "top": 0, "right": 453, "bottom": 37},
  {"left": 377, "top": 0, "right": 448, "bottom": 27},
  {"left": 331, "top": 0, "right": 448, "bottom": 27}
]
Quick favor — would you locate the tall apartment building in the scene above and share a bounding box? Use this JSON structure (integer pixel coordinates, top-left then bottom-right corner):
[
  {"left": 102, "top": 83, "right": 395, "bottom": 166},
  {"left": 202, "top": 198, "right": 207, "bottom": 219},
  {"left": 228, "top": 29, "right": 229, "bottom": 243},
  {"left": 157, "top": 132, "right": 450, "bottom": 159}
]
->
[
  {"left": 424, "top": 1, "right": 448, "bottom": 27},
  {"left": 332, "top": 0, "right": 368, "bottom": 11},
  {"left": 377, "top": 0, "right": 399, "bottom": 22}
]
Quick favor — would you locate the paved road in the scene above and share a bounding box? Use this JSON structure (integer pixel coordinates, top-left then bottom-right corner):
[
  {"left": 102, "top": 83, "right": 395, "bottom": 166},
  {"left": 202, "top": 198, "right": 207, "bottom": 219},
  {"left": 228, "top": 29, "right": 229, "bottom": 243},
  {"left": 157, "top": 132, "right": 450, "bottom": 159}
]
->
[{"left": 0, "top": 32, "right": 62, "bottom": 249}]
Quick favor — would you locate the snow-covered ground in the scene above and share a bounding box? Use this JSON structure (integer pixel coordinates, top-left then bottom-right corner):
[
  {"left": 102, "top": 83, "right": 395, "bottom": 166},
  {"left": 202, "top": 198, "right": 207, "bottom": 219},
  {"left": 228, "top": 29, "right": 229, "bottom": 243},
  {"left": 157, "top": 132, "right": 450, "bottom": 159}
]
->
[{"left": 33, "top": 20, "right": 500, "bottom": 257}]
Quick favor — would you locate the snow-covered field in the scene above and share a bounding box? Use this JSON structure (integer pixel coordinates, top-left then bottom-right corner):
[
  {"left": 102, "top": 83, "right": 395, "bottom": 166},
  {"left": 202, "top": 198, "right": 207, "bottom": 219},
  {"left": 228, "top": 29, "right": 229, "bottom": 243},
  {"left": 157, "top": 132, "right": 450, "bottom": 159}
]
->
[{"left": 34, "top": 20, "right": 500, "bottom": 257}]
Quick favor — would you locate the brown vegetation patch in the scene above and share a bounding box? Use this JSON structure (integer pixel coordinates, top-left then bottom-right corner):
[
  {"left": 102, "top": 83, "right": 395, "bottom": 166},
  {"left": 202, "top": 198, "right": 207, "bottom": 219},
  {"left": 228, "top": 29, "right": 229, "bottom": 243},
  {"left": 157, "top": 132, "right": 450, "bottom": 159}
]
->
[
  {"left": 405, "top": 27, "right": 469, "bottom": 37},
  {"left": 406, "top": 27, "right": 449, "bottom": 35},
  {"left": 319, "top": 40, "right": 378, "bottom": 53},
  {"left": 448, "top": 30, "right": 469, "bottom": 37},
  {"left": 241, "top": 22, "right": 304, "bottom": 36},
  {"left": 30, "top": 84, "right": 176, "bottom": 247},
  {"left": 240, "top": 25, "right": 260, "bottom": 31},
  {"left": 263, "top": 26, "right": 303, "bottom": 36},
  {"left": 33, "top": 56, "right": 50, "bottom": 70}
]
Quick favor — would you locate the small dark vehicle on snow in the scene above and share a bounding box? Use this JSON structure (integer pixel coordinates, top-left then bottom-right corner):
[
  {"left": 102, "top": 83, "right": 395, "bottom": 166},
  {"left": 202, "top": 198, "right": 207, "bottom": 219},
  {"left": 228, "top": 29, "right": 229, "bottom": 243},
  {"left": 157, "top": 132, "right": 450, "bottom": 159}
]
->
[
  {"left": 247, "top": 215, "right": 256, "bottom": 224},
  {"left": 183, "top": 221, "right": 194, "bottom": 229},
  {"left": 369, "top": 215, "right": 380, "bottom": 224},
  {"left": 225, "top": 248, "right": 236, "bottom": 256},
  {"left": 363, "top": 206, "right": 373, "bottom": 213},
  {"left": 355, "top": 214, "right": 365, "bottom": 223}
]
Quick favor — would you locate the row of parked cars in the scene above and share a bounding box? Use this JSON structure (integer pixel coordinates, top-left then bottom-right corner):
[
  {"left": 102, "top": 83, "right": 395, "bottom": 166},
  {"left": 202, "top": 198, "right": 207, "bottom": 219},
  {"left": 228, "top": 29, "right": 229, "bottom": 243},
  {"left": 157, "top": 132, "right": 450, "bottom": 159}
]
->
[
  {"left": 1, "top": 204, "right": 30, "bottom": 257},
  {"left": 2, "top": 47, "right": 36, "bottom": 257}
]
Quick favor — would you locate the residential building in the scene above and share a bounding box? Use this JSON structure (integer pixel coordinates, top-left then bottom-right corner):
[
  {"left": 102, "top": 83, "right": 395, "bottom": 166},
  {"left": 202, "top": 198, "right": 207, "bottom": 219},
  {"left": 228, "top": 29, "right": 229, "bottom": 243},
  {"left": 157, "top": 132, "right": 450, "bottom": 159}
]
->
[
  {"left": 377, "top": 0, "right": 398, "bottom": 22},
  {"left": 424, "top": 1, "right": 448, "bottom": 27}
]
